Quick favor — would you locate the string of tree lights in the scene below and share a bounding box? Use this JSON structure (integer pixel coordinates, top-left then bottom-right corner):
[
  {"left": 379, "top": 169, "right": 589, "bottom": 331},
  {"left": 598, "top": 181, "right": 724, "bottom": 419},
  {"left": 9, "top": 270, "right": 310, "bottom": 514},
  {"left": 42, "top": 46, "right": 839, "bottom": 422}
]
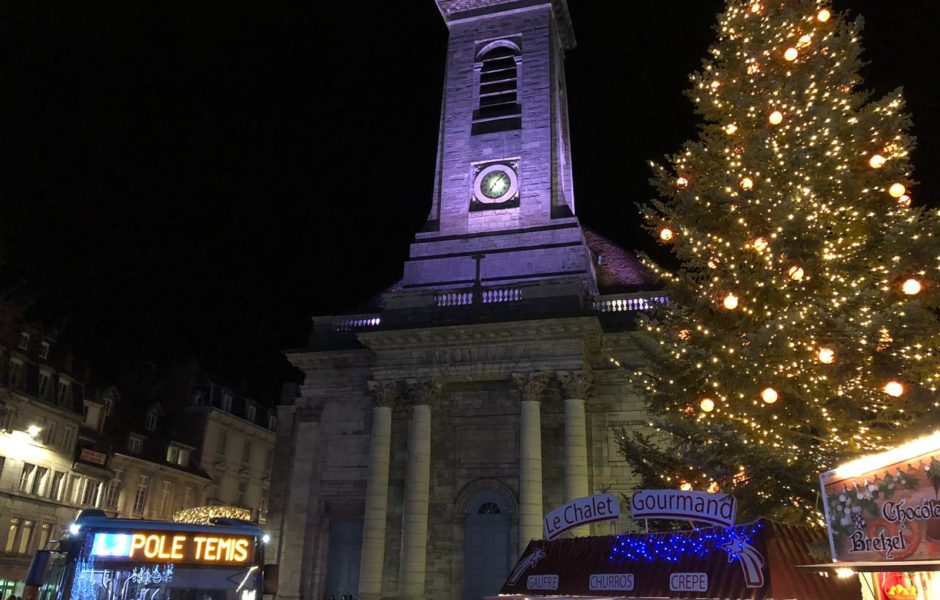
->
[{"left": 621, "top": 0, "right": 940, "bottom": 524}]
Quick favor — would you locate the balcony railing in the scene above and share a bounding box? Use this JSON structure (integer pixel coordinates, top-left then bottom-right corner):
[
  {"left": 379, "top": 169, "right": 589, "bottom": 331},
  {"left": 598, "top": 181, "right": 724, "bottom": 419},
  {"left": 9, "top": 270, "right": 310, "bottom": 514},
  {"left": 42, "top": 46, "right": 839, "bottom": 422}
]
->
[
  {"left": 593, "top": 292, "right": 668, "bottom": 313},
  {"left": 435, "top": 286, "right": 523, "bottom": 307},
  {"left": 332, "top": 315, "right": 382, "bottom": 332}
]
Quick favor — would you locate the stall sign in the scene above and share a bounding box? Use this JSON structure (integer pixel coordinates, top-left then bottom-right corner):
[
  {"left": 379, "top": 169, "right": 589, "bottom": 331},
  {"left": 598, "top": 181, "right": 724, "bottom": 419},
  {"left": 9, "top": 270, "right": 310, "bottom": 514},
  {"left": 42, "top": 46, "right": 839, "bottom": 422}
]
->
[
  {"left": 90, "top": 531, "right": 254, "bottom": 565},
  {"left": 669, "top": 572, "right": 708, "bottom": 592},
  {"left": 820, "top": 432, "right": 940, "bottom": 563},
  {"left": 630, "top": 489, "right": 737, "bottom": 527},
  {"left": 543, "top": 493, "right": 620, "bottom": 540}
]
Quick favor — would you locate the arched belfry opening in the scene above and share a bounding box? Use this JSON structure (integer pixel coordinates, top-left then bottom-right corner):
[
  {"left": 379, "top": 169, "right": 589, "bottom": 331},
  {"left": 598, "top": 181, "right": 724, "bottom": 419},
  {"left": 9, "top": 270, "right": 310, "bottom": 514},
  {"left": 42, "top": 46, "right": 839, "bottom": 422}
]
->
[{"left": 463, "top": 489, "right": 513, "bottom": 600}]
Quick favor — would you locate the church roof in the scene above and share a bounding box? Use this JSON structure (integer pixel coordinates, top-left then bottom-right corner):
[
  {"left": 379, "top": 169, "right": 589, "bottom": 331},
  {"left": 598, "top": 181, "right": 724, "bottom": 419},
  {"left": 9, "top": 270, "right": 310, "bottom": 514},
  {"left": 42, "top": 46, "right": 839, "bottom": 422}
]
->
[{"left": 582, "top": 227, "right": 653, "bottom": 294}]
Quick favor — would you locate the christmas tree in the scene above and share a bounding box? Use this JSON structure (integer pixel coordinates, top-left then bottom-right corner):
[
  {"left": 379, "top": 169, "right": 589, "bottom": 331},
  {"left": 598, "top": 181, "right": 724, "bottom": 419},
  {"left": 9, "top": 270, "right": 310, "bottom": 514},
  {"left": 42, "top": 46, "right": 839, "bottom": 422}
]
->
[{"left": 623, "top": 0, "right": 940, "bottom": 523}]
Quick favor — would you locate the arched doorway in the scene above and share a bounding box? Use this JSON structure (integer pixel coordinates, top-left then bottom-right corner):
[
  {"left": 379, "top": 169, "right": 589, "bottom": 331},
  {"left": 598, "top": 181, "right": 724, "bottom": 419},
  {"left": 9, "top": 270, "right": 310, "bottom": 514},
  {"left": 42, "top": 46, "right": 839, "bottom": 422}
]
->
[{"left": 463, "top": 490, "right": 512, "bottom": 600}]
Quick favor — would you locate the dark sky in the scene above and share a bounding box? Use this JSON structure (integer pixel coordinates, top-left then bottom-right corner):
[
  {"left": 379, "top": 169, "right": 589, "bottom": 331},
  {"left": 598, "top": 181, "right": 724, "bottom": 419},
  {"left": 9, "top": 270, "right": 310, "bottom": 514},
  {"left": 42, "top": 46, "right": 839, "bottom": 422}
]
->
[{"left": 1, "top": 1, "right": 938, "bottom": 403}]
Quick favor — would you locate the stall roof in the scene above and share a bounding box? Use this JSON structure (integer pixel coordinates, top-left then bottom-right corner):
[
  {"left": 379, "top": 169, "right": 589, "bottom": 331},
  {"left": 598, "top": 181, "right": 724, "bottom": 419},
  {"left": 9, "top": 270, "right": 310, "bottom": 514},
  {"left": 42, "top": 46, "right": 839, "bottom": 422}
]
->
[
  {"left": 494, "top": 519, "right": 860, "bottom": 600},
  {"left": 797, "top": 560, "right": 940, "bottom": 573}
]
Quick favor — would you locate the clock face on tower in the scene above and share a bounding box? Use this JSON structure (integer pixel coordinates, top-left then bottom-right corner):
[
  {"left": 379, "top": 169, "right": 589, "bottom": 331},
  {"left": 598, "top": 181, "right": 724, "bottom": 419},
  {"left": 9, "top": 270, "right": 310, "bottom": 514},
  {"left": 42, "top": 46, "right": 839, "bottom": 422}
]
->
[{"left": 471, "top": 161, "right": 519, "bottom": 208}]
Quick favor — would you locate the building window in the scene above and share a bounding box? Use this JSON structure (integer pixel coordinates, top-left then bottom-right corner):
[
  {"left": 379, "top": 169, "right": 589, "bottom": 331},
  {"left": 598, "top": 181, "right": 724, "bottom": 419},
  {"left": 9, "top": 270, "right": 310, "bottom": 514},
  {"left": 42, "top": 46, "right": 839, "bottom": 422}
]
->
[
  {"left": 17, "top": 520, "right": 34, "bottom": 554},
  {"left": 128, "top": 435, "right": 143, "bottom": 454},
  {"left": 221, "top": 393, "right": 233, "bottom": 412},
  {"left": 178, "top": 448, "right": 189, "bottom": 466},
  {"left": 56, "top": 380, "right": 70, "bottom": 404},
  {"left": 133, "top": 476, "right": 149, "bottom": 515},
  {"left": 105, "top": 471, "right": 122, "bottom": 509},
  {"left": 10, "top": 361, "right": 24, "bottom": 391},
  {"left": 69, "top": 476, "right": 85, "bottom": 504},
  {"left": 259, "top": 489, "right": 269, "bottom": 525},
  {"left": 236, "top": 480, "right": 247, "bottom": 506},
  {"left": 0, "top": 406, "right": 12, "bottom": 432},
  {"left": 268, "top": 414, "right": 277, "bottom": 431},
  {"left": 49, "top": 472, "right": 66, "bottom": 501},
  {"left": 18, "top": 463, "right": 36, "bottom": 493},
  {"left": 182, "top": 486, "right": 194, "bottom": 511},
  {"left": 38, "top": 341, "right": 50, "bottom": 360},
  {"left": 159, "top": 480, "right": 172, "bottom": 516},
  {"left": 38, "top": 373, "right": 51, "bottom": 398},
  {"left": 17, "top": 332, "right": 30, "bottom": 350},
  {"left": 473, "top": 42, "right": 522, "bottom": 133},
  {"left": 242, "top": 440, "right": 252, "bottom": 468},
  {"left": 246, "top": 405, "right": 256, "bottom": 422},
  {"left": 166, "top": 446, "right": 179, "bottom": 464},
  {"left": 57, "top": 426, "right": 74, "bottom": 453},
  {"left": 39, "top": 420, "right": 56, "bottom": 447},
  {"left": 81, "top": 479, "right": 101, "bottom": 506},
  {"left": 265, "top": 449, "right": 273, "bottom": 473},
  {"left": 31, "top": 467, "right": 49, "bottom": 496},
  {"left": 36, "top": 522, "right": 52, "bottom": 551},
  {"left": 216, "top": 431, "right": 227, "bottom": 456},
  {"left": 144, "top": 411, "right": 158, "bottom": 432}
]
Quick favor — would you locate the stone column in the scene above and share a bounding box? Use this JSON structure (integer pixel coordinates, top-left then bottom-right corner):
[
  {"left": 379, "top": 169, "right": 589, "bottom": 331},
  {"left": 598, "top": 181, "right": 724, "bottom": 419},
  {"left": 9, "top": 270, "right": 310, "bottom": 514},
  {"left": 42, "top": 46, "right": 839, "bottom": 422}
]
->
[
  {"left": 358, "top": 381, "right": 399, "bottom": 600},
  {"left": 514, "top": 373, "right": 550, "bottom": 555},
  {"left": 558, "top": 371, "right": 593, "bottom": 536},
  {"left": 399, "top": 380, "right": 439, "bottom": 600}
]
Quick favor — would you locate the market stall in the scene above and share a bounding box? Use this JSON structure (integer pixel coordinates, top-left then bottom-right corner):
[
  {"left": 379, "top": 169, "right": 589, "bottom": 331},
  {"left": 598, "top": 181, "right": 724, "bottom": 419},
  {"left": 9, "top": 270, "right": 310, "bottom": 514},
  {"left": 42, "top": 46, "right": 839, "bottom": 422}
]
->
[
  {"left": 800, "top": 432, "right": 940, "bottom": 600},
  {"left": 492, "top": 518, "right": 859, "bottom": 599}
]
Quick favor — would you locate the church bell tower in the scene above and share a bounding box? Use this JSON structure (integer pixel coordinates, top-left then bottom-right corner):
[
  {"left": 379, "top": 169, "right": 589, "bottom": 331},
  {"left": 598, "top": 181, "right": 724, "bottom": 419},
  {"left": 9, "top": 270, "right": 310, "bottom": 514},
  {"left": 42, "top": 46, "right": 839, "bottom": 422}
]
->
[{"left": 400, "top": 0, "right": 597, "bottom": 295}]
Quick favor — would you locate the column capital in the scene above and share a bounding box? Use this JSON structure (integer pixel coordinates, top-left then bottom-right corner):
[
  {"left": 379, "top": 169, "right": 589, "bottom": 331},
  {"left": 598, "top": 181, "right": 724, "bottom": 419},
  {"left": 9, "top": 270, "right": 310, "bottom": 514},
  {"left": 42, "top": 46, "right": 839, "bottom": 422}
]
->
[
  {"left": 405, "top": 379, "right": 443, "bottom": 406},
  {"left": 557, "top": 370, "right": 594, "bottom": 400},
  {"left": 367, "top": 380, "right": 404, "bottom": 408},
  {"left": 512, "top": 372, "right": 553, "bottom": 403}
]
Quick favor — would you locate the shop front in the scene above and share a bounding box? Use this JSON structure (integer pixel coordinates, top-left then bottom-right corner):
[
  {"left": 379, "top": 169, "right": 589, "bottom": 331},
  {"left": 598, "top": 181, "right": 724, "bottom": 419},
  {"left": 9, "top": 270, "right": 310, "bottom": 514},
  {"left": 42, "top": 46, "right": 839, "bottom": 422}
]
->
[
  {"left": 803, "top": 432, "right": 940, "bottom": 600},
  {"left": 492, "top": 518, "right": 860, "bottom": 599}
]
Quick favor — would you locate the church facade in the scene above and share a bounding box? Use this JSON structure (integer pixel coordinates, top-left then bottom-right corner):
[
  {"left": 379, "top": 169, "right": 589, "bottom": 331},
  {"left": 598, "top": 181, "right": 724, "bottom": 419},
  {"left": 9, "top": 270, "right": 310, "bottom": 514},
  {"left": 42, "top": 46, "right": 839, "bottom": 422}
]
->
[{"left": 269, "top": 2, "right": 662, "bottom": 599}]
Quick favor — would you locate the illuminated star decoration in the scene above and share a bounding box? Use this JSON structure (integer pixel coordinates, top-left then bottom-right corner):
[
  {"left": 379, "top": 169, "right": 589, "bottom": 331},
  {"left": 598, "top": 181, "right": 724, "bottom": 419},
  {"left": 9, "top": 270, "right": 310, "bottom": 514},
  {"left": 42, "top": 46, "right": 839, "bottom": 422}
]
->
[{"left": 721, "top": 530, "right": 766, "bottom": 588}]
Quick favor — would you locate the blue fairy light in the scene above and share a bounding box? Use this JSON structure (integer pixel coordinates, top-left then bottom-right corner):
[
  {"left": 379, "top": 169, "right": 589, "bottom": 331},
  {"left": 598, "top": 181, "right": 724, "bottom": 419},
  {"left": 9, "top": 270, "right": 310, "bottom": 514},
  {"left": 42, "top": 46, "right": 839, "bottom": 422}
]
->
[{"left": 608, "top": 522, "right": 763, "bottom": 564}]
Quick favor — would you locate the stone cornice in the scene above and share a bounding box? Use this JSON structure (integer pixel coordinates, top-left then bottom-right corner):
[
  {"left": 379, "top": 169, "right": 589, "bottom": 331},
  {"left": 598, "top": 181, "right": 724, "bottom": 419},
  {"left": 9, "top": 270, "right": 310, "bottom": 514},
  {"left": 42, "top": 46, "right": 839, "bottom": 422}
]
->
[
  {"left": 357, "top": 317, "right": 602, "bottom": 352},
  {"left": 435, "top": 0, "right": 575, "bottom": 49},
  {"left": 286, "top": 348, "right": 373, "bottom": 372}
]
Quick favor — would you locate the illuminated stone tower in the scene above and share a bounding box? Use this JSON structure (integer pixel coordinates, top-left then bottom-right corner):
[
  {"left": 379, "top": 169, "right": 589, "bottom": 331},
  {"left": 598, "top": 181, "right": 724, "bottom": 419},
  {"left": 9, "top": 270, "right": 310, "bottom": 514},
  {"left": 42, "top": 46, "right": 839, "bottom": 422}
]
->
[
  {"left": 400, "top": 0, "right": 596, "bottom": 296},
  {"left": 269, "top": 3, "right": 659, "bottom": 600}
]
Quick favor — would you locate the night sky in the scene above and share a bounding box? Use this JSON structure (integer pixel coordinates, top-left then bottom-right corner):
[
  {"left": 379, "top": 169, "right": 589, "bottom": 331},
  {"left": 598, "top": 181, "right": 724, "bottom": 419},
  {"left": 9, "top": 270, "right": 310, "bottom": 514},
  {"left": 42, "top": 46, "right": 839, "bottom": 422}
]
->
[{"left": 1, "top": 1, "right": 938, "bottom": 403}]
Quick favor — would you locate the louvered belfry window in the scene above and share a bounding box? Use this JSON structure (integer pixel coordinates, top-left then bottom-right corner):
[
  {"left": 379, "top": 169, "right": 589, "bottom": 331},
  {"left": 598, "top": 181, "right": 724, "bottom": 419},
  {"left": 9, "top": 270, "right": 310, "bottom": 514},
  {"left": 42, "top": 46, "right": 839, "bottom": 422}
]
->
[{"left": 473, "top": 44, "right": 521, "bottom": 134}]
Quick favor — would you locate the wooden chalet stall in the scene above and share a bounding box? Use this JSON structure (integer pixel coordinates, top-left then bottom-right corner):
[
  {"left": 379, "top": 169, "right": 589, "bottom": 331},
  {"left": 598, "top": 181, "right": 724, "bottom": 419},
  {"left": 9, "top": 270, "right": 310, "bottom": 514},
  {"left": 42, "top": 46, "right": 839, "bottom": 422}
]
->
[{"left": 491, "top": 518, "right": 860, "bottom": 600}]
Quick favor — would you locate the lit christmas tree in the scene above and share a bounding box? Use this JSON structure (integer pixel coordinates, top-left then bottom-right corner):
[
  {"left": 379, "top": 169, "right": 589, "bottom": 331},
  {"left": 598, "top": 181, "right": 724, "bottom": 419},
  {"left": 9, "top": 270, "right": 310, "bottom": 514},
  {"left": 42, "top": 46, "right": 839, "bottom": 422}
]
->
[{"left": 623, "top": 0, "right": 940, "bottom": 523}]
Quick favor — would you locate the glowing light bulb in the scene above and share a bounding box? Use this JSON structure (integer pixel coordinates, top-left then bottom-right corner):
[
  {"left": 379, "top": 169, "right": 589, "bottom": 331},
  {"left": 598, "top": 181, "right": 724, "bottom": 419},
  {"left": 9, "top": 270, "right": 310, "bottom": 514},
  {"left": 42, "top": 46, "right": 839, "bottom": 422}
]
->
[
  {"left": 761, "top": 388, "right": 778, "bottom": 404},
  {"left": 700, "top": 398, "right": 715, "bottom": 413},
  {"left": 740, "top": 177, "right": 754, "bottom": 190},
  {"left": 897, "top": 194, "right": 911, "bottom": 207},
  {"left": 679, "top": 482, "right": 693, "bottom": 491},
  {"left": 817, "top": 347, "right": 835, "bottom": 364},
  {"left": 710, "top": 80, "right": 721, "bottom": 90},
  {"left": 868, "top": 154, "right": 886, "bottom": 168},
  {"left": 788, "top": 265, "right": 805, "bottom": 281},
  {"left": 659, "top": 227, "right": 674, "bottom": 241},
  {"left": 676, "top": 177, "right": 689, "bottom": 189},
  {"left": 707, "top": 259, "right": 718, "bottom": 269},
  {"left": 817, "top": 9, "right": 831, "bottom": 22},
  {"left": 747, "top": 63, "right": 761, "bottom": 75},
  {"left": 750, "top": 2, "right": 761, "bottom": 14},
  {"left": 722, "top": 293, "right": 739, "bottom": 310},
  {"left": 889, "top": 183, "right": 906, "bottom": 198},
  {"left": 725, "top": 123, "right": 738, "bottom": 134},
  {"left": 784, "top": 47, "right": 799, "bottom": 61},
  {"left": 769, "top": 111, "right": 783, "bottom": 125},
  {"left": 707, "top": 481, "right": 720, "bottom": 493},
  {"left": 901, "top": 278, "right": 922, "bottom": 296},
  {"left": 883, "top": 381, "right": 905, "bottom": 397},
  {"left": 798, "top": 34, "right": 812, "bottom": 47},
  {"left": 751, "top": 237, "right": 768, "bottom": 251}
]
